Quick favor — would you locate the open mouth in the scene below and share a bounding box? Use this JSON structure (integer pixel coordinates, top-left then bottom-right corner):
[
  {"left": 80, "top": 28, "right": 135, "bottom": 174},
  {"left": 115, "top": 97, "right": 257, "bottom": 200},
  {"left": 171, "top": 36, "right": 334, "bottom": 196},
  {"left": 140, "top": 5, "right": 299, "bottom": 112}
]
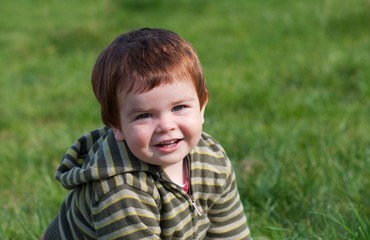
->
[{"left": 156, "top": 139, "right": 181, "bottom": 148}]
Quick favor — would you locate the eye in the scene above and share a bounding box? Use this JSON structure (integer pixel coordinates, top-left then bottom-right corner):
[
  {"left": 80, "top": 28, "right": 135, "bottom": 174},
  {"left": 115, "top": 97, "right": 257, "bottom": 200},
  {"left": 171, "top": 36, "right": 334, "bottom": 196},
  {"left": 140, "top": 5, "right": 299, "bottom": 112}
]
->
[
  {"left": 136, "top": 113, "right": 152, "bottom": 119},
  {"left": 173, "top": 105, "right": 185, "bottom": 112}
]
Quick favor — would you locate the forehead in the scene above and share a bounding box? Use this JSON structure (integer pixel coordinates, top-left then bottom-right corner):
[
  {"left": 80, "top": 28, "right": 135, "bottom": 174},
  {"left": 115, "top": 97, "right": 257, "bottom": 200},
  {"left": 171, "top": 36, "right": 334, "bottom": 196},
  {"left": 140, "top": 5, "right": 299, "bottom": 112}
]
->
[
  {"left": 117, "top": 67, "right": 195, "bottom": 95},
  {"left": 118, "top": 81, "right": 198, "bottom": 109},
  {"left": 127, "top": 80, "right": 197, "bottom": 100},
  {"left": 118, "top": 73, "right": 196, "bottom": 98}
]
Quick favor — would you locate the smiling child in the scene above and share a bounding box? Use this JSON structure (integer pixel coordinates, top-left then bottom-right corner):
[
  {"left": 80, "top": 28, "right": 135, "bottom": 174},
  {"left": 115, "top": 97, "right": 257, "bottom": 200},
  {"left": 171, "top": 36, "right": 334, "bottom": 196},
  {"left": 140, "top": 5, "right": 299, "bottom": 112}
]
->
[{"left": 43, "top": 28, "right": 251, "bottom": 240}]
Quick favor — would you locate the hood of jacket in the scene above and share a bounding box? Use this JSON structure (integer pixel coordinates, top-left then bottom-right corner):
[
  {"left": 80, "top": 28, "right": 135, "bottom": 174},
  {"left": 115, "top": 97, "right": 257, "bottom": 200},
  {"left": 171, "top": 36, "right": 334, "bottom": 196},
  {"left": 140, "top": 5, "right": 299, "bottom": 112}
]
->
[{"left": 55, "top": 127, "right": 159, "bottom": 190}]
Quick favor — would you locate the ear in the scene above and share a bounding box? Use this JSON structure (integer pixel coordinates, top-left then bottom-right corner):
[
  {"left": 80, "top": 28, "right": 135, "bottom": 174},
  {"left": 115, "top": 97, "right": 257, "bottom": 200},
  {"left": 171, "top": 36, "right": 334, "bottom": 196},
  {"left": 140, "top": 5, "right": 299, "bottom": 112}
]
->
[
  {"left": 200, "top": 97, "right": 208, "bottom": 124},
  {"left": 112, "top": 127, "right": 125, "bottom": 141}
]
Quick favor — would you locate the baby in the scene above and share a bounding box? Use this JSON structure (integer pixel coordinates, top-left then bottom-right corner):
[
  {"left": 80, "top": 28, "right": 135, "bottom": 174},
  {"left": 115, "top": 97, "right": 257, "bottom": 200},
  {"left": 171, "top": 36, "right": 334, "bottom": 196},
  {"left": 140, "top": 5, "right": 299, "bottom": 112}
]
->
[{"left": 43, "top": 28, "right": 251, "bottom": 239}]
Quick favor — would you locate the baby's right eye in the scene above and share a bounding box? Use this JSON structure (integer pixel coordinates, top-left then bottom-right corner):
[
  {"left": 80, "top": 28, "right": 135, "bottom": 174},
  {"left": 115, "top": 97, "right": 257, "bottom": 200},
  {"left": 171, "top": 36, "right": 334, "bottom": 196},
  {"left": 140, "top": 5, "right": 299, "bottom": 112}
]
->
[{"left": 137, "top": 113, "right": 152, "bottom": 119}]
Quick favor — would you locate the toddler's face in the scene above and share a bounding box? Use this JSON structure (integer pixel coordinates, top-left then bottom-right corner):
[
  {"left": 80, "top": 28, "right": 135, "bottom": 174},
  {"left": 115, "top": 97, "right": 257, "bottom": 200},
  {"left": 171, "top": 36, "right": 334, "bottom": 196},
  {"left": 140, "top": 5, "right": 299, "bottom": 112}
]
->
[{"left": 113, "top": 80, "right": 207, "bottom": 171}]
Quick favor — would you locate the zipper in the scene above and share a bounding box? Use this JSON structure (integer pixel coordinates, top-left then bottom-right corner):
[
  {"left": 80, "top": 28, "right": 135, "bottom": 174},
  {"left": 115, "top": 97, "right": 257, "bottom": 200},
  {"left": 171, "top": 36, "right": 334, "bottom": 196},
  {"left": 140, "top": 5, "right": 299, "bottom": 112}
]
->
[
  {"left": 190, "top": 195, "right": 203, "bottom": 216},
  {"left": 186, "top": 157, "right": 203, "bottom": 216}
]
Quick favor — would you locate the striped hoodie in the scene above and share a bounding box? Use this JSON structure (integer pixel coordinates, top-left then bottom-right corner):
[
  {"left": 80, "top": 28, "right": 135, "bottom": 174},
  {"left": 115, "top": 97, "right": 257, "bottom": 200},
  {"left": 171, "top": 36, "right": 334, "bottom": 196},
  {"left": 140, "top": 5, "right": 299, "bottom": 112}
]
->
[{"left": 44, "top": 127, "right": 251, "bottom": 239}]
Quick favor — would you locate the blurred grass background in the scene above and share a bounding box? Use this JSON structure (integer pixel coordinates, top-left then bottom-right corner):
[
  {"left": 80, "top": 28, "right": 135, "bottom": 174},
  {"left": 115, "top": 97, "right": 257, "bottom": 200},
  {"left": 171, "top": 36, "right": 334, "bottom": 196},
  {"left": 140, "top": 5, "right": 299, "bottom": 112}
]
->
[{"left": 0, "top": 0, "right": 369, "bottom": 239}]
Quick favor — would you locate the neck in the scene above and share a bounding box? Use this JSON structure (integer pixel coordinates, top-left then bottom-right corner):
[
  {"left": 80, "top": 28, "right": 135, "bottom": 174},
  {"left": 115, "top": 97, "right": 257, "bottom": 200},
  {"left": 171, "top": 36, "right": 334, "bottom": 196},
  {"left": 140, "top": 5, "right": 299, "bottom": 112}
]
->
[{"left": 161, "top": 160, "right": 185, "bottom": 185}]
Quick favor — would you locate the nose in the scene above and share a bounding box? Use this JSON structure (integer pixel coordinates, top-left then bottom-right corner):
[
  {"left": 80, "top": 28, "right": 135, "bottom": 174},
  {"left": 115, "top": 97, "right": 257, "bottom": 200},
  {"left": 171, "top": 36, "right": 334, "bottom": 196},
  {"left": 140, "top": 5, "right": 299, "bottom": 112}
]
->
[{"left": 155, "top": 114, "right": 176, "bottom": 133}]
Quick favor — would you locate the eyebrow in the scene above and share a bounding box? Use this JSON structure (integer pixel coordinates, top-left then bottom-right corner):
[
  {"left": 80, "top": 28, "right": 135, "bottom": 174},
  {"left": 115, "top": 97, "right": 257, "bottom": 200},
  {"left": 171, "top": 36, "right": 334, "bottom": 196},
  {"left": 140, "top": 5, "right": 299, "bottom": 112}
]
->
[
  {"left": 126, "top": 106, "right": 150, "bottom": 116},
  {"left": 127, "top": 96, "right": 197, "bottom": 115},
  {"left": 172, "top": 96, "right": 197, "bottom": 105}
]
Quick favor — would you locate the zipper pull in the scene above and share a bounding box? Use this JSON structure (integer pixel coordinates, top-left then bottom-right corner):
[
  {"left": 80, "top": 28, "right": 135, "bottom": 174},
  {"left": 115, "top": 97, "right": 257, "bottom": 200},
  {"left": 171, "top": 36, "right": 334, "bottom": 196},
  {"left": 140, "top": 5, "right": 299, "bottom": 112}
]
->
[{"left": 190, "top": 195, "right": 203, "bottom": 216}]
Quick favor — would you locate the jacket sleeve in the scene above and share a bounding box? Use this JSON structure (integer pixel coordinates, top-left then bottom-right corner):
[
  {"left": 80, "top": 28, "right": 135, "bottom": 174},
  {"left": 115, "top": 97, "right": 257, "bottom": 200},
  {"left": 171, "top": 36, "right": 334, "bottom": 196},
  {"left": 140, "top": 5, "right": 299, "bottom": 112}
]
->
[
  {"left": 206, "top": 160, "right": 252, "bottom": 240},
  {"left": 92, "top": 183, "right": 161, "bottom": 240}
]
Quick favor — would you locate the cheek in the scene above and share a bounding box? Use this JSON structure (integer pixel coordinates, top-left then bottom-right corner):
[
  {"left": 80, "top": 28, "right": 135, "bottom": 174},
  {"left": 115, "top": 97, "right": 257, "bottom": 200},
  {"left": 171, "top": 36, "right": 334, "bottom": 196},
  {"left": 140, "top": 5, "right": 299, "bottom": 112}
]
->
[
  {"left": 125, "top": 126, "right": 152, "bottom": 146},
  {"left": 182, "top": 116, "right": 203, "bottom": 135}
]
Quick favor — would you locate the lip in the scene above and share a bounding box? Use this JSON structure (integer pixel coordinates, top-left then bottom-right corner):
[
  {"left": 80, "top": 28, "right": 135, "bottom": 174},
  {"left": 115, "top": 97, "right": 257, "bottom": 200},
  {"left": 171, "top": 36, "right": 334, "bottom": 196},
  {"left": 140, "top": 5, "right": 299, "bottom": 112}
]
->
[{"left": 154, "top": 139, "right": 183, "bottom": 153}]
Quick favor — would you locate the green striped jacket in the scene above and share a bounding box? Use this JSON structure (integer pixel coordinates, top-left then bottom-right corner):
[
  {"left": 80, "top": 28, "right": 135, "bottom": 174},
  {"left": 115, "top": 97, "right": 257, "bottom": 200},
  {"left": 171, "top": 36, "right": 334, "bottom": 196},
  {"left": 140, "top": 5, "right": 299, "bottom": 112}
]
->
[{"left": 44, "top": 127, "right": 251, "bottom": 239}]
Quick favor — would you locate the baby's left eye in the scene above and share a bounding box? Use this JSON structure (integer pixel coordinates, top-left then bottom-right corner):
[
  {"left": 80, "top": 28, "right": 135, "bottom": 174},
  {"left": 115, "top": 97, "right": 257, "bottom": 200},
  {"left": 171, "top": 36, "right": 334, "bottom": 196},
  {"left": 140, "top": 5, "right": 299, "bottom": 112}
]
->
[{"left": 173, "top": 105, "right": 185, "bottom": 112}]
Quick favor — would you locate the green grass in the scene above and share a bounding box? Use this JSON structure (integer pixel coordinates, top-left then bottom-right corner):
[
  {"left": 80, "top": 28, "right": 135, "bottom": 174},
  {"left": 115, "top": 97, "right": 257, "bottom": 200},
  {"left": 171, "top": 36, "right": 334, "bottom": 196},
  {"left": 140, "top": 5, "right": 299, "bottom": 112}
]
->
[{"left": 1, "top": 0, "right": 369, "bottom": 239}]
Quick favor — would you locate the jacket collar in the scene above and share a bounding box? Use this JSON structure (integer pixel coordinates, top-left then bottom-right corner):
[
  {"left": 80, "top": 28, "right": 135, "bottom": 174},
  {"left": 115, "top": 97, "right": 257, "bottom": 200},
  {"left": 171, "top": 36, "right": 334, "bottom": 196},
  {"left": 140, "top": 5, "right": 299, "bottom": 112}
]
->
[{"left": 56, "top": 127, "right": 159, "bottom": 189}]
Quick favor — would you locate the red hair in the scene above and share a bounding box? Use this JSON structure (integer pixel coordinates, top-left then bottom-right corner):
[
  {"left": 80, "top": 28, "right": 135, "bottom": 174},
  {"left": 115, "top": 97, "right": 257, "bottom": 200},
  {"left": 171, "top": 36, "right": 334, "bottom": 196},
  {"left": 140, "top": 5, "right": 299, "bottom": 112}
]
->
[{"left": 92, "top": 28, "right": 208, "bottom": 128}]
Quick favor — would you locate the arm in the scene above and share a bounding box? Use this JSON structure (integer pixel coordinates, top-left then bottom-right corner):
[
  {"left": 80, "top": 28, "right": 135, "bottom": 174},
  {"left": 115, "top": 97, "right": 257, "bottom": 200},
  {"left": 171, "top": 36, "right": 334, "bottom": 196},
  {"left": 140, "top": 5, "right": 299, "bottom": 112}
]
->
[
  {"left": 206, "top": 161, "right": 251, "bottom": 240},
  {"left": 92, "top": 184, "right": 161, "bottom": 240}
]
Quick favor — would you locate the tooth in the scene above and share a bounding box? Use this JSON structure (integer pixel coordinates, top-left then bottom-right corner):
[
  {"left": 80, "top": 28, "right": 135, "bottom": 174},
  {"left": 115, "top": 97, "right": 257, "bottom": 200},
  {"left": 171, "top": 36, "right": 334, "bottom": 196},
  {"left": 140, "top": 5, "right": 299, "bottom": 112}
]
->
[{"left": 161, "top": 140, "right": 176, "bottom": 145}]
